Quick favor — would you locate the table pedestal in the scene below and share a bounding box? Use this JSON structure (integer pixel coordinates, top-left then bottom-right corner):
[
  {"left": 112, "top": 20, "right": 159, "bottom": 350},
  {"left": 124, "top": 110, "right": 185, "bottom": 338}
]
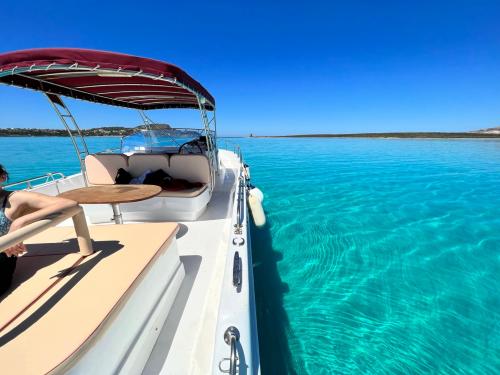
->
[{"left": 111, "top": 204, "right": 123, "bottom": 224}]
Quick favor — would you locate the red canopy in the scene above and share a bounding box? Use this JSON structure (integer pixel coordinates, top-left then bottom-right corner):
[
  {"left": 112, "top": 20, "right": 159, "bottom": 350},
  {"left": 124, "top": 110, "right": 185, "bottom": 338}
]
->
[{"left": 0, "top": 48, "right": 214, "bottom": 110}]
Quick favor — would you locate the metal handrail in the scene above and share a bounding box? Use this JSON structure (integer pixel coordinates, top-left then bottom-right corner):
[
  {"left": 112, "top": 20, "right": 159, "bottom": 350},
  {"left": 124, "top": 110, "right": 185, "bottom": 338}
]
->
[
  {"left": 234, "top": 176, "right": 245, "bottom": 234},
  {"left": 219, "top": 326, "right": 240, "bottom": 375},
  {"left": 3, "top": 172, "right": 66, "bottom": 190}
]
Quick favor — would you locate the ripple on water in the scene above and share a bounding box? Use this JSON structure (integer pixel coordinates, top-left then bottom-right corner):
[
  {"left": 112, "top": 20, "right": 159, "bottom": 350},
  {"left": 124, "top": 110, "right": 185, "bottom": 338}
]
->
[
  {"left": 2, "top": 137, "right": 500, "bottom": 374},
  {"left": 246, "top": 138, "right": 500, "bottom": 374}
]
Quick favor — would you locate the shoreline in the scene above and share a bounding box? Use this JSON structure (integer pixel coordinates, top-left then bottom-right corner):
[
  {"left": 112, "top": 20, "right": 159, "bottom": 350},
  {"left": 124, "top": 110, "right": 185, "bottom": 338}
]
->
[
  {"left": 0, "top": 135, "right": 121, "bottom": 138},
  {"left": 252, "top": 132, "right": 500, "bottom": 139}
]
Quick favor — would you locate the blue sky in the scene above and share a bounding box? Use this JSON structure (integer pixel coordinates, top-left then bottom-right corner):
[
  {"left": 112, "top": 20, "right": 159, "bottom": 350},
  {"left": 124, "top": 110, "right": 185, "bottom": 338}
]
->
[{"left": 1, "top": 0, "right": 500, "bottom": 135}]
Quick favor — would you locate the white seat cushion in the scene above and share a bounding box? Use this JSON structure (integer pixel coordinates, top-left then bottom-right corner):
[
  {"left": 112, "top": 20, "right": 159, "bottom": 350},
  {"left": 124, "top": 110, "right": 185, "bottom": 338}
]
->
[
  {"left": 85, "top": 154, "right": 128, "bottom": 185},
  {"left": 169, "top": 154, "right": 210, "bottom": 184},
  {"left": 127, "top": 154, "right": 170, "bottom": 177}
]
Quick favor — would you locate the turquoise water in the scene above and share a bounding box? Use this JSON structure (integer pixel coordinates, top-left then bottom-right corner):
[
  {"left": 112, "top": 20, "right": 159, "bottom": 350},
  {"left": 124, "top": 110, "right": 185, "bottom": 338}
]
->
[
  {"left": 2, "top": 137, "right": 500, "bottom": 374},
  {"left": 0, "top": 137, "right": 121, "bottom": 184}
]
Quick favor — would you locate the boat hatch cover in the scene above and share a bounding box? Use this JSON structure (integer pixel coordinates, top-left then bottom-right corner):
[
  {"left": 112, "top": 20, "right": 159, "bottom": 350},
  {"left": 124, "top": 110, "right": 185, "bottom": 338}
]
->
[{"left": 0, "top": 48, "right": 214, "bottom": 110}]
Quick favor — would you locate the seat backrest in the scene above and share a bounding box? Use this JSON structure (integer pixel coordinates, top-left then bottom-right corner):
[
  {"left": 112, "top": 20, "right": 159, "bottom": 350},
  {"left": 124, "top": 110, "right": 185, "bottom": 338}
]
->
[
  {"left": 85, "top": 154, "right": 128, "bottom": 185},
  {"left": 127, "top": 154, "right": 170, "bottom": 177},
  {"left": 169, "top": 154, "right": 211, "bottom": 184}
]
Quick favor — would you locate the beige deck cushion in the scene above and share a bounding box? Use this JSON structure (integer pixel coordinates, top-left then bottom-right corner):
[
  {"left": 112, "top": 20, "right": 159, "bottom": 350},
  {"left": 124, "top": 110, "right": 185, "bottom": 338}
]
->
[
  {"left": 0, "top": 222, "right": 179, "bottom": 375},
  {"left": 0, "top": 227, "right": 81, "bottom": 329},
  {"left": 169, "top": 154, "right": 210, "bottom": 184},
  {"left": 85, "top": 154, "right": 128, "bottom": 185},
  {"left": 159, "top": 183, "right": 208, "bottom": 198},
  {"left": 127, "top": 154, "right": 170, "bottom": 177}
]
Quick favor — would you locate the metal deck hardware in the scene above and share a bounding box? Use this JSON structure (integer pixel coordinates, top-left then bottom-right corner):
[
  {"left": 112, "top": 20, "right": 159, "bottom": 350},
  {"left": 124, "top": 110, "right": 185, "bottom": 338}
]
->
[
  {"left": 234, "top": 177, "right": 245, "bottom": 234},
  {"left": 218, "top": 326, "right": 240, "bottom": 374},
  {"left": 233, "top": 251, "right": 242, "bottom": 288},
  {"left": 232, "top": 237, "right": 245, "bottom": 246}
]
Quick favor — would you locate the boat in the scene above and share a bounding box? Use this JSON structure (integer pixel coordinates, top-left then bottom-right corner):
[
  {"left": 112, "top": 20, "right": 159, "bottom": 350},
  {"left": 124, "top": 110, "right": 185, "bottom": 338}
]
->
[{"left": 0, "top": 48, "right": 261, "bottom": 374}]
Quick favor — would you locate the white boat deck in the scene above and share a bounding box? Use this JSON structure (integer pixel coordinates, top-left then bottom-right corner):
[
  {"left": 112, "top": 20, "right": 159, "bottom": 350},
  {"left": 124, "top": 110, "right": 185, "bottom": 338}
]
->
[
  {"left": 143, "top": 150, "right": 240, "bottom": 374},
  {"left": 21, "top": 150, "right": 254, "bottom": 374}
]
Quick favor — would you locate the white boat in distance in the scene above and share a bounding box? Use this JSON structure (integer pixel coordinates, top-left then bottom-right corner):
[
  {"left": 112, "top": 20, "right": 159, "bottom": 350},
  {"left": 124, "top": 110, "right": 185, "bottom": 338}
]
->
[{"left": 0, "top": 48, "right": 262, "bottom": 375}]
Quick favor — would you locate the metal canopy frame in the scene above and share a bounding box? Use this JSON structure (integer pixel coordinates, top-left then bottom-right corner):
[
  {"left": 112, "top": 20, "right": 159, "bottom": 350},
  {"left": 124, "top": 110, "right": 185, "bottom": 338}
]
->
[
  {"left": 45, "top": 93, "right": 90, "bottom": 186},
  {"left": 1, "top": 60, "right": 218, "bottom": 186},
  {"left": 196, "top": 95, "right": 219, "bottom": 185},
  {"left": 0, "top": 64, "right": 215, "bottom": 110},
  {"left": 42, "top": 93, "right": 219, "bottom": 188}
]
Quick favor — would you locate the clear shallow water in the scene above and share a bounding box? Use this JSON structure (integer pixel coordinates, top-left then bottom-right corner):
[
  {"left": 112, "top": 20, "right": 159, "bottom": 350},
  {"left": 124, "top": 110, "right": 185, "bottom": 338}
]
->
[
  {"left": 0, "top": 137, "right": 121, "bottom": 183},
  {"left": 2, "top": 137, "right": 500, "bottom": 374}
]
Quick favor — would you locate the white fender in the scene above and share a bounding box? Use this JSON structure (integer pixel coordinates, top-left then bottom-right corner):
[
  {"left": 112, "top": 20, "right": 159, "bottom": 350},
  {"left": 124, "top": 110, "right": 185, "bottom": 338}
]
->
[
  {"left": 249, "top": 187, "right": 264, "bottom": 203},
  {"left": 248, "top": 194, "right": 266, "bottom": 227}
]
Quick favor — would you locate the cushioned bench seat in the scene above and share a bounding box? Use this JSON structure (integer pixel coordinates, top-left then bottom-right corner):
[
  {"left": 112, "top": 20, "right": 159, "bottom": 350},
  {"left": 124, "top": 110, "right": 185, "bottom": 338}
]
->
[
  {"left": 0, "top": 222, "right": 179, "bottom": 374},
  {"left": 85, "top": 153, "right": 212, "bottom": 199},
  {"left": 159, "top": 183, "right": 208, "bottom": 198}
]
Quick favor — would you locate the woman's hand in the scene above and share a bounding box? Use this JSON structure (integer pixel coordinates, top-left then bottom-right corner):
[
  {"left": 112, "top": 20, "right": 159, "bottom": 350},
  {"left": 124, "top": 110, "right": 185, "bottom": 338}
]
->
[
  {"left": 4, "top": 218, "right": 28, "bottom": 257},
  {"left": 4, "top": 242, "right": 26, "bottom": 257}
]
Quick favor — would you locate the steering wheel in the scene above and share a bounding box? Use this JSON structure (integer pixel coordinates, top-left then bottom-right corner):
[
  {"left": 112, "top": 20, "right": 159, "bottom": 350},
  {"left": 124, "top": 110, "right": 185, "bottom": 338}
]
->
[{"left": 178, "top": 139, "right": 203, "bottom": 154}]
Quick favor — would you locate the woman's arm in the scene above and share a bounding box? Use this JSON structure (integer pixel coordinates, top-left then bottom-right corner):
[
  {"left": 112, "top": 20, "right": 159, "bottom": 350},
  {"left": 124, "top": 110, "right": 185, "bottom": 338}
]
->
[
  {"left": 8, "top": 191, "right": 77, "bottom": 231},
  {"left": 3, "top": 192, "right": 77, "bottom": 257}
]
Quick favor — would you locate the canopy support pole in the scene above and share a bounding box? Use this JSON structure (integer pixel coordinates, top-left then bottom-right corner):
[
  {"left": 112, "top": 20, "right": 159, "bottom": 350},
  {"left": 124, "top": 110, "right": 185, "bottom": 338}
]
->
[
  {"left": 138, "top": 110, "right": 154, "bottom": 131},
  {"left": 196, "top": 96, "right": 218, "bottom": 190},
  {"left": 45, "top": 93, "right": 89, "bottom": 185}
]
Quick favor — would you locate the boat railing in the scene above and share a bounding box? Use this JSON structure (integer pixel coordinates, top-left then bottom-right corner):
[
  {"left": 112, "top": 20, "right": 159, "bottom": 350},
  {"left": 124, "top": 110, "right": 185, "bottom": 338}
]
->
[
  {"left": 213, "top": 142, "right": 260, "bottom": 374},
  {"left": 220, "top": 139, "right": 242, "bottom": 161},
  {"left": 4, "top": 172, "right": 66, "bottom": 192}
]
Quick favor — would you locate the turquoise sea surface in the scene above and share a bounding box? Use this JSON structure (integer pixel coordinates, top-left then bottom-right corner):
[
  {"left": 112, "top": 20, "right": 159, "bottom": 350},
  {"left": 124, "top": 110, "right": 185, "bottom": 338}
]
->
[{"left": 2, "top": 137, "right": 500, "bottom": 374}]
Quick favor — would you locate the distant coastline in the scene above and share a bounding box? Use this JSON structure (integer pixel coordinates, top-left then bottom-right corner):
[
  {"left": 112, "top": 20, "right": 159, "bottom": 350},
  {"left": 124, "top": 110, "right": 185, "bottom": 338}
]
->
[
  {"left": 0, "top": 124, "right": 171, "bottom": 137},
  {"left": 253, "top": 132, "right": 500, "bottom": 139}
]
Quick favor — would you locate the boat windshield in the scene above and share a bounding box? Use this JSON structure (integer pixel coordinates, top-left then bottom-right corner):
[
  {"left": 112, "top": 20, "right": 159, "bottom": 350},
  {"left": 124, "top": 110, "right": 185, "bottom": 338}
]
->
[{"left": 121, "top": 128, "right": 211, "bottom": 153}]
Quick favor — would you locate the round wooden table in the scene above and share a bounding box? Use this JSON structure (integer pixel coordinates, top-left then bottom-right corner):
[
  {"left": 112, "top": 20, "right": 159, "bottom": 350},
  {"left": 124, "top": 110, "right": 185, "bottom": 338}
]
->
[{"left": 59, "top": 185, "right": 162, "bottom": 224}]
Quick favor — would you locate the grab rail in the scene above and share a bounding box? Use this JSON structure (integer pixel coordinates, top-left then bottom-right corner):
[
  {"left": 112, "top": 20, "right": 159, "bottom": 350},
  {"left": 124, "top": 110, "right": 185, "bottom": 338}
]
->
[
  {"left": 234, "top": 176, "right": 245, "bottom": 234},
  {"left": 0, "top": 205, "right": 93, "bottom": 256},
  {"left": 218, "top": 326, "right": 240, "bottom": 375},
  {"left": 3, "top": 172, "right": 66, "bottom": 191}
]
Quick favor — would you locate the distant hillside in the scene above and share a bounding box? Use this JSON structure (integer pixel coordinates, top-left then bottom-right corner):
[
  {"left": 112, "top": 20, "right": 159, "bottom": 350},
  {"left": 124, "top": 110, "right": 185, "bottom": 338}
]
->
[
  {"left": 474, "top": 126, "right": 500, "bottom": 134},
  {"left": 0, "top": 124, "right": 171, "bottom": 137}
]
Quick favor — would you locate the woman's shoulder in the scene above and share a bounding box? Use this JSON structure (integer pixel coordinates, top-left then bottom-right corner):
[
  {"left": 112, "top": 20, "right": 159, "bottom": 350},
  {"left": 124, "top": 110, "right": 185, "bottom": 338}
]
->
[
  {"left": 8, "top": 190, "right": 28, "bottom": 198},
  {"left": 7, "top": 190, "right": 37, "bottom": 204},
  {"left": 9, "top": 190, "right": 71, "bottom": 206},
  {"left": 0, "top": 189, "right": 17, "bottom": 201}
]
